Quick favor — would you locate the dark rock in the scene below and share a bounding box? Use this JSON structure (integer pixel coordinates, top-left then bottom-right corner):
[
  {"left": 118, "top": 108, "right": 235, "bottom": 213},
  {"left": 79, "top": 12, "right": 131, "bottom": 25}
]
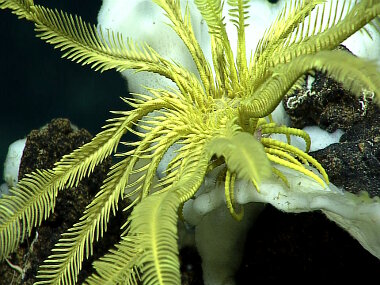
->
[
  {"left": 283, "top": 45, "right": 373, "bottom": 132},
  {"left": 312, "top": 131, "right": 380, "bottom": 197},
  {"left": 0, "top": 118, "right": 130, "bottom": 285},
  {"left": 282, "top": 44, "right": 380, "bottom": 197}
]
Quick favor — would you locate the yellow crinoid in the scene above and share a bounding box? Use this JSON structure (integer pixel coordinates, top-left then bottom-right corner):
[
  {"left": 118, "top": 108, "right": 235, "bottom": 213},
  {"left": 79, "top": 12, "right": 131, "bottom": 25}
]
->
[{"left": 0, "top": 0, "right": 380, "bottom": 284}]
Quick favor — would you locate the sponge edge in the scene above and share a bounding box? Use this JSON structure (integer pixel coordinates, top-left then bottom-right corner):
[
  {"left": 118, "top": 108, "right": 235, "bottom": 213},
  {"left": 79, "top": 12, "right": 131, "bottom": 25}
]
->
[
  {"left": 183, "top": 165, "right": 380, "bottom": 284},
  {"left": 235, "top": 167, "right": 380, "bottom": 260},
  {"left": 3, "top": 138, "right": 26, "bottom": 188}
]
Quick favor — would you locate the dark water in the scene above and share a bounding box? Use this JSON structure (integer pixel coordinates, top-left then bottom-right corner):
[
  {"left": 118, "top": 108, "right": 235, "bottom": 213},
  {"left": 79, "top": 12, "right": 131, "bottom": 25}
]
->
[{"left": 0, "top": 0, "right": 128, "bottom": 181}]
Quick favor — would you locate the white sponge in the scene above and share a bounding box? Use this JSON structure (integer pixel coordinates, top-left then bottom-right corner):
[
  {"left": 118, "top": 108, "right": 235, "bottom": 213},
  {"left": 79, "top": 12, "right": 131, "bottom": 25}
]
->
[{"left": 3, "top": 138, "right": 26, "bottom": 188}]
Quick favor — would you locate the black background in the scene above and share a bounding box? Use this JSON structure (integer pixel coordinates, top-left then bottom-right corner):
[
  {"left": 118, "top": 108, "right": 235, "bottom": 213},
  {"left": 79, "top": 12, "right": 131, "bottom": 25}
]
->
[{"left": 0, "top": 0, "right": 127, "bottom": 180}]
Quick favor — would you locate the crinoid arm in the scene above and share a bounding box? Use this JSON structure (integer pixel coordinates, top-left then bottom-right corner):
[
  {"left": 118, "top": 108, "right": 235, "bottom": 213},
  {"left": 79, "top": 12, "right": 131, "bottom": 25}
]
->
[
  {"left": 83, "top": 190, "right": 182, "bottom": 285},
  {"left": 206, "top": 131, "right": 272, "bottom": 192},
  {"left": 0, "top": 0, "right": 33, "bottom": 19},
  {"left": 251, "top": 0, "right": 380, "bottom": 84},
  {"left": 240, "top": 49, "right": 380, "bottom": 121},
  {"left": 0, "top": 0, "right": 209, "bottom": 108},
  {"left": 85, "top": 148, "right": 213, "bottom": 285},
  {"left": 0, "top": 112, "right": 130, "bottom": 261}
]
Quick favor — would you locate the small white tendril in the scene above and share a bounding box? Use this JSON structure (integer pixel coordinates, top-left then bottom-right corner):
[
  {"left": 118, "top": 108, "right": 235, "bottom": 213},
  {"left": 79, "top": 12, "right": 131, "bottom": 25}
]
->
[
  {"left": 286, "top": 89, "right": 312, "bottom": 109},
  {"left": 5, "top": 258, "right": 24, "bottom": 280},
  {"left": 5, "top": 231, "right": 39, "bottom": 281},
  {"left": 359, "top": 90, "right": 375, "bottom": 116}
]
